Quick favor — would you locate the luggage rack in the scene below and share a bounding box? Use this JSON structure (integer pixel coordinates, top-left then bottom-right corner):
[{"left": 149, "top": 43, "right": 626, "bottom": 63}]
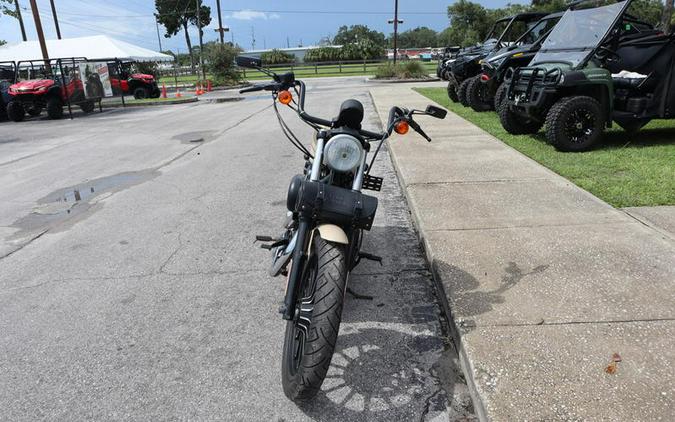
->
[{"left": 362, "top": 174, "right": 383, "bottom": 191}]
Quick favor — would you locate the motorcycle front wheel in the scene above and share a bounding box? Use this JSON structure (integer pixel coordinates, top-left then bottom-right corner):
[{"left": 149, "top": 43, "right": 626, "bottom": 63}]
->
[{"left": 282, "top": 236, "right": 347, "bottom": 402}]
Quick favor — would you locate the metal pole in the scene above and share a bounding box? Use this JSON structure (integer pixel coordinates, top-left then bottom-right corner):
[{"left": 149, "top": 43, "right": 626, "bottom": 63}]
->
[
  {"left": 155, "top": 20, "right": 163, "bottom": 51},
  {"left": 393, "top": 0, "right": 399, "bottom": 64},
  {"left": 216, "top": 0, "right": 224, "bottom": 44},
  {"left": 196, "top": 0, "right": 206, "bottom": 81},
  {"left": 14, "top": 0, "right": 27, "bottom": 41},
  {"left": 49, "top": 0, "right": 61, "bottom": 39},
  {"left": 29, "top": 0, "right": 51, "bottom": 72}
]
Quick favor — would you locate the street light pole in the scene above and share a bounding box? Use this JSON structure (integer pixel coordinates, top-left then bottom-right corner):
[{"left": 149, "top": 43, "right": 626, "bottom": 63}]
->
[
  {"left": 29, "top": 0, "right": 51, "bottom": 71},
  {"left": 196, "top": 0, "right": 206, "bottom": 81},
  {"left": 49, "top": 0, "right": 61, "bottom": 39},
  {"left": 387, "top": 0, "right": 403, "bottom": 64},
  {"left": 216, "top": 0, "right": 224, "bottom": 44},
  {"left": 155, "top": 20, "right": 163, "bottom": 51},
  {"left": 14, "top": 0, "right": 27, "bottom": 42}
]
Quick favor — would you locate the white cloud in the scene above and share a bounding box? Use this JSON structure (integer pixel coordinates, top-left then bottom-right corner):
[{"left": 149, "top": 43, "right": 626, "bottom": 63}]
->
[{"left": 230, "top": 10, "right": 281, "bottom": 20}]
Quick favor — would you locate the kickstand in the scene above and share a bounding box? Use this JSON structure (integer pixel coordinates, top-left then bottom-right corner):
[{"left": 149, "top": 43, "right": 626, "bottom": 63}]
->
[{"left": 346, "top": 287, "right": 374, "bottom": 301}]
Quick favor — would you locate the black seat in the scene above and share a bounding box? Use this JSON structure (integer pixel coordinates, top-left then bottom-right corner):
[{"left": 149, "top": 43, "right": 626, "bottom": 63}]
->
[{"left": 612, "top": 77, "right": 645, "bottom": 89}]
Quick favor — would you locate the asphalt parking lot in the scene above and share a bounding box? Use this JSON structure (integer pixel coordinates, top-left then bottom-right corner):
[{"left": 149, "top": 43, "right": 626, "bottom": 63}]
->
[{"left": 0, "top": 77, "right": 474, "bottom": 421}]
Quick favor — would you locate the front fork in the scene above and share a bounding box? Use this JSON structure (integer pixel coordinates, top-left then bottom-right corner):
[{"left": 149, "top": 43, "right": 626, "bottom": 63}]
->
[{"left": 281, "top": 217, "right": 311, "bottom": 320}]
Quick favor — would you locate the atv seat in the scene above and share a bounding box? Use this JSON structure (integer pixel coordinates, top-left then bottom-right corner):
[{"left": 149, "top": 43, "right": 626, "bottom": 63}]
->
[{"left": 612, "top": 77, "right": 645, "bottom": 89}]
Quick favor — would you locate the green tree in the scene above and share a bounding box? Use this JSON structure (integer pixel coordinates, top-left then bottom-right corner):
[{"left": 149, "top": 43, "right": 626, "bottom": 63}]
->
[
  {"left": 446, "top": 0, "right": 493, "bottom": 46},
  {"left": 0, "top": 0, "right": 18, "bottom": 18},
  {"left": 333, "top": 25, "right": 386, "bottom": 47},
  {"left": 155, "top": 0, "right": 211, "bottom": 73},
  {"left": 304, "top": 46, "right": 342, "bottom": 63},
  {"left": 206, "top": 43, "right": 242, "bottom": 85},
  {"left": 0, "top": 40, "right": 5, "bottom": 46},
  {"left": 260, "top": 49, "right": 295, "bottom": 65},
  {"left": 392, "top": 27, "right": 438, "bottom": 48}
]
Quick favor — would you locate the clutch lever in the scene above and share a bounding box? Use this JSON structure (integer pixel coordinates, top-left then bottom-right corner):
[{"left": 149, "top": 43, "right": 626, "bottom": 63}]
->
[{"left": 408, "top": 119, "right": 432, "bottom": 142}]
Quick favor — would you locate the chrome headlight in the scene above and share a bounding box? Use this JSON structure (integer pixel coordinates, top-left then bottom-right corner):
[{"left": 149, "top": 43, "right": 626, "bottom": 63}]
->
[{"left": 323, "top": 134, "right": 363, "bottom": 173}]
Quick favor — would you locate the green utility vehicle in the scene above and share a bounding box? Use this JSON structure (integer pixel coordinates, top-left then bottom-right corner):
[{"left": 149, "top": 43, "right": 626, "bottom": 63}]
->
[{"left": 500, "top": 0, "right": 674, "bottom": 151}]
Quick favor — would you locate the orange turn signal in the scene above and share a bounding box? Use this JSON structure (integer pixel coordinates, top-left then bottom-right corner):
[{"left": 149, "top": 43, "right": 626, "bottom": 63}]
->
[
  {"left": 394, "top": 120, "right": 409, "bottom": 135},
  {"left": 278, "top": 90, "right": 293, "bottom": 105}
]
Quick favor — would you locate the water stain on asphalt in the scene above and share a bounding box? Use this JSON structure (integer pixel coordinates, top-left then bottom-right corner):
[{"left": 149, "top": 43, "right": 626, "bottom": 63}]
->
[
  {"left": 10, "top": 169, "right": 159, "bottom": 239},
  {"left": 171, "top": 130, "right": 215, "bottom": 144}
]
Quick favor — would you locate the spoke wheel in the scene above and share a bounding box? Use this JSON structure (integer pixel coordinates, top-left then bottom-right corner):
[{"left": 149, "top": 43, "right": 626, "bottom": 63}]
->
[
  {"left": 564, "top": 108, "right": 596, "bottom": 144},
  {"left": 545, "top": 96, "right": 605, "bottom": 152}
]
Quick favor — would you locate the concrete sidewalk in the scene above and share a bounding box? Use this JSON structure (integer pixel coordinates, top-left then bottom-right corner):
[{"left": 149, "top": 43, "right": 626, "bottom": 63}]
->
[{"left": 370, "top": 86, "right": 675, "bottom": 421}]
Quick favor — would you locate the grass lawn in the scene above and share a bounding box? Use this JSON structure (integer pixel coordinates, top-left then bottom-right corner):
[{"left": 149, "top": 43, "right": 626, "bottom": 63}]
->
[{"left": 415, "top": 87, "right": 675, "bottom": 208}]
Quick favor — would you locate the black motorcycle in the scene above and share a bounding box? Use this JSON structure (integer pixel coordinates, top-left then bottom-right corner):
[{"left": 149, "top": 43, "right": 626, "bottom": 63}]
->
[{"left": 236, "top": 56, "right": 446, "bottom": 401}]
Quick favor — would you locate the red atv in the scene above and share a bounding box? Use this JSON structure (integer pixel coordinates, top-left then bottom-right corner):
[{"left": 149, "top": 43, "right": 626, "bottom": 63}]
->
[
  {"left": 110, "top": 62, "right": 161, "bottom": 99},
  {"left": 7, "top": 69, "right": 96, "bottom": 121}
]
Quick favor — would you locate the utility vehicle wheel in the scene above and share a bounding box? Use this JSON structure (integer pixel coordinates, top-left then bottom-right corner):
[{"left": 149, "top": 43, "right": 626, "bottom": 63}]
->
[
  {"left": 150, "top": 88, "right": 161, "bottom": 99},
  {"left": 133, "top": 87, "right": 149, "bottom": 100},
  {"left": 27, "top": 107, "right": 42, "bottom": 117},
  {"left": 458, "top": 77, "right": 473, "bottom": 107},
  {"left": 80, "top": 101, "right": 95, "bottom": 113},
  {"left": 498, "top": 105, "right": 543, "bottom": 135},
  {"left": 545, "top": 96, "right": 604, "bottom": 152},
  {"left": 282, "top": 236, "right": 347, "bottom": 402},
  {"left": 6, "top": 101, "right": 25, "bottom": 122},
  {"left": 467, "top": 77, "right": 494, "bottom": 112},
  {"left": 494, "top": 82, "right": 508, "bottom": 111},
  {"left": 447, "top": 81, "right": 459, "bottom": 102},
  {"left": 46, "top": 97, "right": 64, "bottom": 119}
]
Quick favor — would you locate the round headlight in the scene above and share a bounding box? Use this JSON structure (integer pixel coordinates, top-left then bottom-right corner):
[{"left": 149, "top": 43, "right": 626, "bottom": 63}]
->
[{"left": 323, "top": 134, "right": 363, "bottom": 173}]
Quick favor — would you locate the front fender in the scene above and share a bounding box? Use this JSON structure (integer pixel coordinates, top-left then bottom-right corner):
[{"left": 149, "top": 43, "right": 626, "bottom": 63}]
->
[{"left": 316, "top": 224, "right": 348, "bottom": 245}]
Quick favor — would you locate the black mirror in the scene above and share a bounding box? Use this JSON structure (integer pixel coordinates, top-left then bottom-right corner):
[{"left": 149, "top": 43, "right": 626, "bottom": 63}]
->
[
  {"left": 236, "top": 56, "right": 262, "bottom": 68},
  {"left": 425, "top": 105, "right": 447, "bottom": 119}
]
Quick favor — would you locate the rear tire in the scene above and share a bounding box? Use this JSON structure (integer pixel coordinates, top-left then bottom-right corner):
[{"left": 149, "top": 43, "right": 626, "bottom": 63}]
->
[
  {"left": 46, "top": 97, "right": 64, "bottom": 119},
  {"left": 545, "top": 96, "right": 604, "bottom": 152},
  {"left": 282, "top": 236, "right": 347, "bottom": 402},
  {"left": 498, "top": 104, "right": 543, "bottom": 135},
  {"left": 133, "top": 87, "right": 149, "bottom": 100},
  {"left": 447, "top": 81, "right": 459, "bottom": 102},
  {"left": 6, "top": 101, "right": 25, "bottom": 122},
  {"left": 494, "top": 82, "right": 508, "bottom": 111},
  {"left": 458, "top": 77, "right": 473, "bottom": 107},
  {"left": 467, "top": 77, "right": 494, "bottom": 112},
  {"left": 80, "top": 101, "right": 95, "bottom": 113}
]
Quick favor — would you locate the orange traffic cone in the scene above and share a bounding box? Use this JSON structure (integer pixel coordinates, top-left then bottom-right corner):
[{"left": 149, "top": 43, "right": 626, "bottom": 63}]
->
[
  {"left": 161, "top": 82, "right": 167, "bottom": 98},
  {"left": 175, "top": 88, "right": 182, "bottom": 98}
]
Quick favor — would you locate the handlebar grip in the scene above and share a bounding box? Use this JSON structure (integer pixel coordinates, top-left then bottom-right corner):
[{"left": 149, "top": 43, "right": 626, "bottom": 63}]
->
[
  {"left": 360, "top": 128, "right": 386, "bottom": 140},
  {"left": 239, "top": 85, "right": 264, "bottom": 93},
  {"left": 409, "top": 120, "right": 432, "bottom": 142}
]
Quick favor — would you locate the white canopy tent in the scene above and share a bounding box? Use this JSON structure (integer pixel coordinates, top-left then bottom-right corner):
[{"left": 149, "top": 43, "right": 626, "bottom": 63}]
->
[{"left": 0, "top": 35, "right": 173, "bottom": 63}]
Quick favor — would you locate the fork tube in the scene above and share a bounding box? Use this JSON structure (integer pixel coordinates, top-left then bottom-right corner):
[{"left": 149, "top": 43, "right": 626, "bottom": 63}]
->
[
  {"left": 310, "top": 137, "right": 325, "bottom": 181},
  {"left": 282, "top": 217, "right": 310, "bottom": 320},
  {"left": 351, "top": 152, "right": 367, "bottom": 192}
]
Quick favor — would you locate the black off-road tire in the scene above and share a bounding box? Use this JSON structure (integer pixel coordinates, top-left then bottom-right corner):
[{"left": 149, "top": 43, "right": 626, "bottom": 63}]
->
[
  {"left": 46, "top": 97, "right": 64, "bottom": 119},
  {"left": 282, "top": 236, "right": 347, "bottom": 402},
  {"left": 133, "top": 87, "right": 149, "bottom": 100},
  {"left": 494, "top": 82, "right": 508, "bottom": 111},
  {"left": 467, "top": 77, "right": 494, "bottom": 112},
  {"left": 498, "top": 104, "right": 543, "bottom": 135},
  {"left": 27, "top": 107, "right": 42, "bottom": 117},
  {"left": 6, "top": 101, "right": 25, "bottom": 122},
  {"left": 80, "top": 101, "right": 96, "bottom": 113},
  {"left": 458, "top": 77, "right": 474, "bottom": 107},
  {"left": 545, "top": 96, "right": 604, "bottom": 152},
  {"left": 447, "top": 81, "right": 459, "bottom": 102}
]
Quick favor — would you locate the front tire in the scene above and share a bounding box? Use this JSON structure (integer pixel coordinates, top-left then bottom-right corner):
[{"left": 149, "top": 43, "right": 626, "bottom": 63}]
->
[
  {"left": 545, "top": 96, "right": 604, "bottom": 152},
  {"left": 6, "top": 101, "right": 25, "bottom": 122},
  {"left": 133, "top": 87, "right": 149, "bottom": 100},
  {"left": 46, "top": 97, "right": 64, "bottom": 119},
  {"left": 458, "top": 77, "right": 473, "bottom": 107},
  {"left": 80, "top": 101, "right": 95, "bottom": 113},
  {"left": 498, "top": 104, "right": 543, "bottom": 135},
  {"left": 447, "top": 81, "right": 459, "bottom": 102},
  {"left": 467, "top": 77, "right": 494, "bottom": 112},
  {"left": 282, "top": 236, "right": 347, "bottom": 402},
  {"left": 494, "top": 82, "right": 508, "bottom": 111}
]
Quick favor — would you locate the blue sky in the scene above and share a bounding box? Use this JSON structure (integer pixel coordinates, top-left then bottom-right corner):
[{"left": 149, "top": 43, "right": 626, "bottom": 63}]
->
[{"left": 1, "top": 0, "right": 525, "bottom": 52}]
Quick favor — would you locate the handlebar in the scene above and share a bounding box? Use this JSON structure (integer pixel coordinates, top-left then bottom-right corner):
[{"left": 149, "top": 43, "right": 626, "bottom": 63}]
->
[{"left": 240, "top": 71, "right": 433, "bottom": 142}]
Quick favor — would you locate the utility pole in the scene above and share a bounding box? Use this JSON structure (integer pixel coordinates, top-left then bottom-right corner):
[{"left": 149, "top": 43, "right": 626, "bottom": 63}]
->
[
  {"left": 49, "top": 0, "right": 61, "bottom": 39},
  {"left": 215, "top": 0, "right": 224, "bottom": 44},
  {"left": 250, "top": 26, "right": 255, "bottom": 50},
  {"left": 14, "top": 0, "right": 27, "bottom": 41},
  {"left": 286, "top": 37, "right": 290, "bottom": 48},
  {"left": 196, "top": 0, "right": 206, "bottom": 80},
  {"left": 388, "top": 0, "right": 403, "bottom": 64},
  {"left": 155, "top": 20, "right": 163, "bottom": 51},
  {"left": 29, "top": 0, "right": 50, "bottom": 71}
]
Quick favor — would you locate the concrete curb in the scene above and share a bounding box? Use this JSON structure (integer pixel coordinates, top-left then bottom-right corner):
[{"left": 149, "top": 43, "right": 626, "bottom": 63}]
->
[
  {"left": 198, "top": 97, "right": 245, "bottom": 104},
  {"left": 366, "top": 77, "right": 440, "bottom": 84},
  {"left": 103, "top": 97, "right": 199, "bottom": 108}
]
